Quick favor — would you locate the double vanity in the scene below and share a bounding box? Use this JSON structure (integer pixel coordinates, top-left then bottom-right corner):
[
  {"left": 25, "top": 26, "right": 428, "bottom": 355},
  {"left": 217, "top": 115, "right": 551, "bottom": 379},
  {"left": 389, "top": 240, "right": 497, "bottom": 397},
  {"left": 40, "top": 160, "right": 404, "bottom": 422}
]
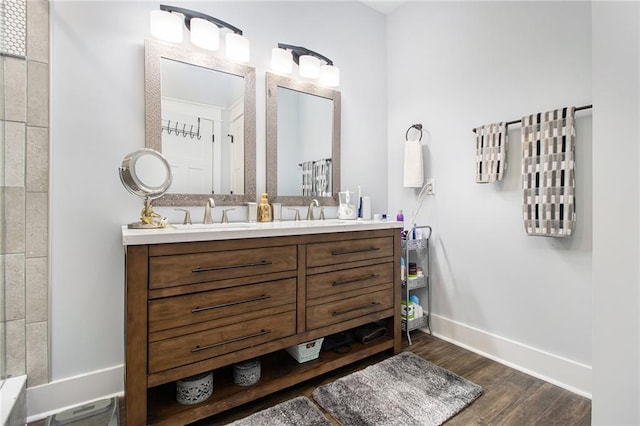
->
[
  {"left": 125, "top": 32, "right": 395, "bottom": 425},
  {"left": 122, "top": 219, "right": 402, "bottom": 425}
]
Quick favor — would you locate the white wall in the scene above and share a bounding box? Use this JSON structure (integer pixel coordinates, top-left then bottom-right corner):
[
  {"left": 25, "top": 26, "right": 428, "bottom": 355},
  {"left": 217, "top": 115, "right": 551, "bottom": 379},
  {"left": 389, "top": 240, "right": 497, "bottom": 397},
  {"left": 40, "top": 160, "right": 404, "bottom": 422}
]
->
[
  {"left": 46, "top": 0, "right": 387, "bottom": 411},
  {"left": 592, "top": 3, "right": 640, "bottom": 424},
  {"left": 44, "top": 1, "right": 640, "bottom": 421},
  {"left": 387, "top": 2, "right": 593, "bottom": 394}
]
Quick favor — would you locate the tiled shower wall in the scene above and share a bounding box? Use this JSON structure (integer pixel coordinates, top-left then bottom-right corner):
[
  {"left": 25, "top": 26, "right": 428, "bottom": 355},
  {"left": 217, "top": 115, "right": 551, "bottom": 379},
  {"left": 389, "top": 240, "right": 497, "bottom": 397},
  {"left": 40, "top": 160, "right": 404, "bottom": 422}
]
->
[{"left": 1, "top": 0, "right": 50, "bottom": 387}]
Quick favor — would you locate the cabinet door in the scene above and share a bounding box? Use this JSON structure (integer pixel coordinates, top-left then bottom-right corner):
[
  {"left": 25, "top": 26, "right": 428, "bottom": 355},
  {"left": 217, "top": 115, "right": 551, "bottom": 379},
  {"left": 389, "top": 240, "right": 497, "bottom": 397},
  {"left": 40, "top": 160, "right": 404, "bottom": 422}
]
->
[
  {"left": 149, "top": 245, "right": 297, "bottom": 289},
  {"left": 306, "top": 287, "right": 393, "bottom": 329},
  {"left": 149, "top": 310, "right": 296, "bottom": 373},
  {"left": 307, "top": 263, "right": 393, "bottom": 300},
  {"left": 306, "top": 237, "right": 393, "bottom": 267},
  {"left": 149, "top": 278, "right": 296, "bottom": 333}
]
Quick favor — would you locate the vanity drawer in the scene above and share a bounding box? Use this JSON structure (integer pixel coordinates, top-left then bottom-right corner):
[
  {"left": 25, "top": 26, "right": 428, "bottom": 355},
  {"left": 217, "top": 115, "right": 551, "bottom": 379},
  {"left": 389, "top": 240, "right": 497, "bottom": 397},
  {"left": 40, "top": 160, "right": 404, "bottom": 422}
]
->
[
  {"left": 306, "top": 287, "right": 393, "bottom": 330},
  {"left": 149, "top": 245, "right": 297, "bottom": 289},
  {"left": 149, "top": 310, "right": 296, "bottom": 373},
  {"left": 149, "top": 278, "right": 296, "bottom": 333},
  {"left": 307, "top": 262, "right": 393, "bottom": 300},
  {"left": 306, "top": 237, "right": 393, "bottom": 268}
]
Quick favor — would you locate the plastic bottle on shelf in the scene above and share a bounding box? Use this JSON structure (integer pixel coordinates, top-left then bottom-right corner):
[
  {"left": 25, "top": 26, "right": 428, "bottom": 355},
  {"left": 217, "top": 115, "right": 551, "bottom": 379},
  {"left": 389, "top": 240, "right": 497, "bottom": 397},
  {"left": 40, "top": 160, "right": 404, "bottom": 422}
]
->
[
  {"left": 410, "top": 295, "right": 423, "bottom": 318},
  {"left": 415, "top": 304, "right": 424, "bottom": 318},
  {"left": 396, "top": 210, "right": 404, "bottom": 240}
]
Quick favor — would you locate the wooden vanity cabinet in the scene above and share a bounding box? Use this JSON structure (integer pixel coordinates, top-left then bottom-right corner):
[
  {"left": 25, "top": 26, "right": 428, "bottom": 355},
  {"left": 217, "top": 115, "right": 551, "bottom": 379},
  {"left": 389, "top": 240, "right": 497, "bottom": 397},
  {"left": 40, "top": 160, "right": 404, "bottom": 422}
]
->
[{"left": 124, "top": 229, "right": 401, "bottom": 425}]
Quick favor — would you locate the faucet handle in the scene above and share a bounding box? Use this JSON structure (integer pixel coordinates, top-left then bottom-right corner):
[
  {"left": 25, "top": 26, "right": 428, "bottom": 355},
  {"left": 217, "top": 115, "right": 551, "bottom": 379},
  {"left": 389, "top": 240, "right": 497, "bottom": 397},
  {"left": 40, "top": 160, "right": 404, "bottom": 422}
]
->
[
  {"left": 288, "top": 208, "right": 301, "bottom": 221},
  {"left": 221, "top": 208, "right": 235, "bottom": 224},
  {"left": 319, "top": 207, "right": 325, "bottom": 221},
  {"left": 175, "top": 208, "right": 192, "bottom": 225}
]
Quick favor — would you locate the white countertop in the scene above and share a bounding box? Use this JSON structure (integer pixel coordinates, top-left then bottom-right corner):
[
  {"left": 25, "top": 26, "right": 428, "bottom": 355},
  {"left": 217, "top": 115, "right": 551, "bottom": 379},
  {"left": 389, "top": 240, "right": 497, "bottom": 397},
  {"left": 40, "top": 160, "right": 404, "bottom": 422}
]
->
[{"left": 121, "top": 219, "right": 402, "bottom": 245}]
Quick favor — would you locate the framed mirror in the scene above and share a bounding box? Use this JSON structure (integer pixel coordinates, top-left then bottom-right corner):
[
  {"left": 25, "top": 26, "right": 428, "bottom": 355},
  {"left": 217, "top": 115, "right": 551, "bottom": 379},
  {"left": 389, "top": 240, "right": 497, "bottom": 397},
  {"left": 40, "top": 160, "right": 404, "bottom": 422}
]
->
[
  {"left": 145, "top": 38, "right": 256, "bottom": 206},
  {"left": 266, "top": 72, "right": 341, "bottom": 206}
]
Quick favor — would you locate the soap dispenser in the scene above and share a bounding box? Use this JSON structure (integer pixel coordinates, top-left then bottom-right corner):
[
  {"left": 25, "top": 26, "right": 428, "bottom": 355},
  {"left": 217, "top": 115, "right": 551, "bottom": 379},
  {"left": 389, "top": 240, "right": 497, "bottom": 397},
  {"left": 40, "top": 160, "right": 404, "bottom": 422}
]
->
[{"left": 258, "top": 193, "right": 272, "bottom": 222}]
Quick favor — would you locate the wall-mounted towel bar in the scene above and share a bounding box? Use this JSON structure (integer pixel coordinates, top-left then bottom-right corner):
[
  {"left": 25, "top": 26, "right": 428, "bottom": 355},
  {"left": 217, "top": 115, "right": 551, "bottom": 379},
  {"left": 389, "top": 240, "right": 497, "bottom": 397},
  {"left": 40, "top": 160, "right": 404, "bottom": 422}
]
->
[
  {"left": 472, "top": 104, "right": 592, "bottom": 133},
  {"left": 298, "top": 158, "right": 332, "bottom": 167}
]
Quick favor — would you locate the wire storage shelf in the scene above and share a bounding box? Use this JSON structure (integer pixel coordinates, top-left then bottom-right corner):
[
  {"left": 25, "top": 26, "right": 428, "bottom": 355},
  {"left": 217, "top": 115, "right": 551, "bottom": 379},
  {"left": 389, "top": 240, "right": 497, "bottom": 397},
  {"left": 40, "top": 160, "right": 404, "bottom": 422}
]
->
[
  {"left": 402, "top": 225, "right": 432, "bottom": 345},
  {"left": 405, "top": 276, "right": 427, "bottom": 291},
  {"left": 406, "top": 238, "right": 428, "bottom": 251},
  {"left": 401, "top": 316, "right": 427, "bottom": 332}
]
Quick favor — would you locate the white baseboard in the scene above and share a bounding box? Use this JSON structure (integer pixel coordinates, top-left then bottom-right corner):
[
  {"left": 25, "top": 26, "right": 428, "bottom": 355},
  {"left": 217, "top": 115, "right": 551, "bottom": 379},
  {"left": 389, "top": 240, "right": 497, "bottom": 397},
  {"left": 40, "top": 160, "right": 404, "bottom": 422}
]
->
[
  {"left": 26, "top": 364, "right": 124, "bottom": 423},
  {"left": 429, "top": 314, "right": 592, "bottom": 398}
]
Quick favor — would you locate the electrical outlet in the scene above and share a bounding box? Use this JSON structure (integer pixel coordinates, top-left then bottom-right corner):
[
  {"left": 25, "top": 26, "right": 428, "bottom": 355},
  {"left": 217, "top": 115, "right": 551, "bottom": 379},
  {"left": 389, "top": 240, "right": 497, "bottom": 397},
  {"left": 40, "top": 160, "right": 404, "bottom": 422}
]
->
[{"left": 425, "top": 178, "right": 435, "bottom": 195}]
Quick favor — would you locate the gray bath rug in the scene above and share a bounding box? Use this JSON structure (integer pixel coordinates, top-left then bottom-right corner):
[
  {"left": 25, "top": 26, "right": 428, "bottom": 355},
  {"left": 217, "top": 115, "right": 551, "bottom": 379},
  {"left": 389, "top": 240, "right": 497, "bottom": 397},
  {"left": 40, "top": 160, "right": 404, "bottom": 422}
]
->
[
  {"left": 226, "top": 396, "right": 330, "bottom": 426},
  {"left": 313, "top": 351, "right": 483, "bottom": 426}
]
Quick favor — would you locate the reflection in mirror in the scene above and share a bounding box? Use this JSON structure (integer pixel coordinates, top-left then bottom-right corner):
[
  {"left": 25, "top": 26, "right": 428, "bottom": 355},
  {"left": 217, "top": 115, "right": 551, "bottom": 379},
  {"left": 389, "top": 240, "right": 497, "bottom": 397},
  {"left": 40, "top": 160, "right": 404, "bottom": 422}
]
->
[
  {"left": 134, "top": 151, "right": 171, "bottom": 191},
  {"left": 266, "top": 72, "right": 341, "bottom": 206},
  {"left": 277, "top": 86, "right": 333, "bottom": 196},
  {"left": 145, "top": 38, "right": 256, "bottom": 206},
  {"left": 161, "top": 58, "right": 245, "bottom": 195}
]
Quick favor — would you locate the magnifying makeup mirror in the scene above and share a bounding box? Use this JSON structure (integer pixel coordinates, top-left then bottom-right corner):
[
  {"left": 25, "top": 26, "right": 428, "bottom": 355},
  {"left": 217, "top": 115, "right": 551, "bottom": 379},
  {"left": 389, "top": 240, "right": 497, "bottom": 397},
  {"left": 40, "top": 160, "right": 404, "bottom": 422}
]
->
[{"left": 119, "top": 148, "right": 173, "bottom": 229}]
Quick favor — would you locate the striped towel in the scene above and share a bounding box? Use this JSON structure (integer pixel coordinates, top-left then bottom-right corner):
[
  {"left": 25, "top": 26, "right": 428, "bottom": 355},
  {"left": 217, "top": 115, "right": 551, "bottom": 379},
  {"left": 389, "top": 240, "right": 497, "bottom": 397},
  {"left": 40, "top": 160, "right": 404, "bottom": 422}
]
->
[
  {"left": 302, "top": 161, "right": 313, "bottom": 196},
  {"left": 314, "top": 159, "right": 331, "bottom": 197},
  {"left": 475, "top": 122, "right": 508, "bottom": 183},
  {"left": 521, "top": 107, "right": 576, "bottom": 237}
]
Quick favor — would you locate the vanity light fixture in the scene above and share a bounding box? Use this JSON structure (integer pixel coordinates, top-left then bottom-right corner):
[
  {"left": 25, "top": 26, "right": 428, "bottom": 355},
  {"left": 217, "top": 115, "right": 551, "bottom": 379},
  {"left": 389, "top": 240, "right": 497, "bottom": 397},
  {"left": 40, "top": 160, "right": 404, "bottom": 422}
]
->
[
  {"left": 272, "top": 43, "right": 340, "bottom": 87},
  {"left": 149, "top": 5, "right": 250, "bottom": 62},
  {"left": 271, "top": 47, "right": 293, "bottom": 74}
]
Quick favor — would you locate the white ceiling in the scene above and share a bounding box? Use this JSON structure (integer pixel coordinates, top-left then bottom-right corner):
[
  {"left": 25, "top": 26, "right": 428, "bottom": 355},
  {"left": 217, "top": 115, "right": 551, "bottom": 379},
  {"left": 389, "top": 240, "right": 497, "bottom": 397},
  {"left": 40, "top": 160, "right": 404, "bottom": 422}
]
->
[{"left": 360, "top": 1, "right": 405, "bottom": 15}]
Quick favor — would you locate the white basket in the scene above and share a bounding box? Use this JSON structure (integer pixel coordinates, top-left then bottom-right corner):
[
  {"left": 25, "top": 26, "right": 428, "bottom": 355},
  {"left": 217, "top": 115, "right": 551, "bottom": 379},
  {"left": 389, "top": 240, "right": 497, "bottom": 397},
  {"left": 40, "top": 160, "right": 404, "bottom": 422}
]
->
[
  {"left": 286, "top": 338, "right": 324, "bottom": 363},
  {"left": 176, "top": 372, "right": 213, "bottom": 405}
]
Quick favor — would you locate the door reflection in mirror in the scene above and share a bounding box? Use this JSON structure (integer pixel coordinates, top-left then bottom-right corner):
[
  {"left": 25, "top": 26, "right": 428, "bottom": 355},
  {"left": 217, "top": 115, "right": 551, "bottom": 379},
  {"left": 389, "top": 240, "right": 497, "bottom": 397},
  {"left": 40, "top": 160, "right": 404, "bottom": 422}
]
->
[{"left": 160, "top": 58, "right": 245, "bottom": 195}]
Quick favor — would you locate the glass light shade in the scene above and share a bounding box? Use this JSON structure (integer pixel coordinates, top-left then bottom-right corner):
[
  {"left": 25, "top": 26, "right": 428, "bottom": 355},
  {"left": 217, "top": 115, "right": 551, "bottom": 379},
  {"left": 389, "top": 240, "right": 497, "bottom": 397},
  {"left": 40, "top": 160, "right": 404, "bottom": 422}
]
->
[
  {"left": 299, "top": 55, "right": 321, "bottom": 79},
  {"left": 319, "top": 64, "right": 340, "bottom": 87},
  {"left": 149, "top": 10, "right": 183, "bottom": 43},
  {"left": 225, "top": 33, "right": 250, "bottom": 62},
  {"left": 190, "top": 18, "right": 220, "bottom": 51},
  {"left": 271, "top": 48, "right": 293, "bottom": 74}
]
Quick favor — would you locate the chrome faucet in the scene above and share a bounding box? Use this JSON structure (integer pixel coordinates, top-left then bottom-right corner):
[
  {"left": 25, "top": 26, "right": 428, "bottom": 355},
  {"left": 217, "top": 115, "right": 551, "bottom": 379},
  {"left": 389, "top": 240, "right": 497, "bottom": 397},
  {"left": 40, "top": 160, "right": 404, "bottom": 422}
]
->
[
  {"left": 203, "top": 198, "right": 215, "bottom": 224},
  {"left": 306, "top": 199, "right": 319, "bottom": 220}
]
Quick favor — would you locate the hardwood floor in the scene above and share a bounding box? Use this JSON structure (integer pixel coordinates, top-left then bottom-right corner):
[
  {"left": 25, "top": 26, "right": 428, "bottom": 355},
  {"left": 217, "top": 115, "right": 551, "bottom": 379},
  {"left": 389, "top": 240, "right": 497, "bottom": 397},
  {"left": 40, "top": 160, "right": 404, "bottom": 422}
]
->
[{"left": 30, "top": 332, "right": 591, "bottom": 425}]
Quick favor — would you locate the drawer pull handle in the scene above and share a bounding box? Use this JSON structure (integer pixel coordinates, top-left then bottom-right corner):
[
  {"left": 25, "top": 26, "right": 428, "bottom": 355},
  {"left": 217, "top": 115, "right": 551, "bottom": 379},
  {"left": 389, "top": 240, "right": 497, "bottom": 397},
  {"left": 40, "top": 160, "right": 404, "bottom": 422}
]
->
[
  {"left": 331, "top": 247, "right": 380, "bottom": 256},
  {"left": 191, "top": 295, "right": 271, "bottom": 313},
  {"left": 332, "top": 274, "right": 379, "bottom": 287},
  {"left": 191, "top": 329, "right": 272, "bottom": 353},
  {"left": 192, "top": 260, "right": 273, "bottom": 273},
  {"left": 332, "top": 302, "right": 381, "bottom": 316}
]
